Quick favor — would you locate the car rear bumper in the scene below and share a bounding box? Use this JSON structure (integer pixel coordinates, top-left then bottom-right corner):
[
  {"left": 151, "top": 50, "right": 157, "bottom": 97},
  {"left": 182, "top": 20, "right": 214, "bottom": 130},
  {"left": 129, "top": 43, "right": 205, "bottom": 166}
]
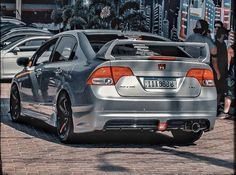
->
[
  {"left": 71, "top": 87, "right": 217, "bottom": 133},
  {"left": 72, "top": 110, "right": 216, "bottom": 133}
]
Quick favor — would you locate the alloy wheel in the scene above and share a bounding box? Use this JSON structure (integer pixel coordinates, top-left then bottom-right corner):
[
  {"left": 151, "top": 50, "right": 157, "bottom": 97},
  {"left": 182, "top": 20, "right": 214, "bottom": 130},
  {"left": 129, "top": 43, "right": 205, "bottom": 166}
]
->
[
  {"left": 57, "top": 92, "right": 73, "bottom": 143},
  {"left": 10, "top": 85, "right": 21, "bottom": 122}
]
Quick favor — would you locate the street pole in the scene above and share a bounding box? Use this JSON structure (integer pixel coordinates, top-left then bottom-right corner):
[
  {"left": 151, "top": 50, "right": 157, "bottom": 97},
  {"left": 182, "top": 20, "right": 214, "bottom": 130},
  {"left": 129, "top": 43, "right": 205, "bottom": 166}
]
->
[
  {"left": 187, "top": 0, "right": 191, "bottom": 37},
  {"left": 16, "top": 0, "right": 22, "bottom": 20}
]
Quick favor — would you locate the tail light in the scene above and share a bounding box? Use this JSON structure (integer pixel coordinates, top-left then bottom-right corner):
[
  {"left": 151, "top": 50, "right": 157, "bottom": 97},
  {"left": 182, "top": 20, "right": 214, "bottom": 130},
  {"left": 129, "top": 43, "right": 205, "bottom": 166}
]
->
[
  {"left": 87, "top": 66, "right": 133, "bottom": 85},
  {"left": 186, "top": 68, "right": 215, "bottom": 87}
]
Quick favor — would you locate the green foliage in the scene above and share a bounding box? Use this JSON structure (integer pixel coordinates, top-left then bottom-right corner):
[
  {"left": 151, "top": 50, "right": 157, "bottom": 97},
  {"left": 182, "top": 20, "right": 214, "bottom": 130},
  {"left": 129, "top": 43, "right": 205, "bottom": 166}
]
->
[
  {"left": 50, "top": 0, "right": 147, "bottom": 31},
  {"left": 70, "top": 16, "right": 87, "bottom": 29},
  {"left": 119, "top": 1, "right": 139, "bottom": 16},
  {"left": 62, "top": 7, "right": 73, "bottom": 22},
  {"left": 51, "top": 9, "right": 63, "bottom": 24},
  {"left": 111, "top": 17, "right": 122, "bottom": 29}
]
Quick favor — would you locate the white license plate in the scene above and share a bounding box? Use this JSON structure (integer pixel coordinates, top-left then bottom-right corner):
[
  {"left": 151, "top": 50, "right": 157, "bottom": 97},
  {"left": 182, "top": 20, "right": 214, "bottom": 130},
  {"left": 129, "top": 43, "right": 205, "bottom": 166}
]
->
[{"left": 144, "top": 78, "right": 177, "bottom": 89}]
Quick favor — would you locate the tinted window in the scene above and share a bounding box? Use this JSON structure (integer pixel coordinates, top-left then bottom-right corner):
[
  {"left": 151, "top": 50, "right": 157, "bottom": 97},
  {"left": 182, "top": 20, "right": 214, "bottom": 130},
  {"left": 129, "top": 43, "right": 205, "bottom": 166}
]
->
[
  {"left": 34, "top": 38, "right": 58, "bottom": 65},
  {"left": 0, "top": 36, "right": 25, "bottom": 49},
  {"left": 111, "top": 44, "right": 190, "bottom": 58},
  {"left": 19, "top": 39, "right": 46, "bottom": 47},
  {"left": 52, "top": 36, "right": 77, "bottom": 62},
  {"left": 84, "top": 34, "right": 165, "bottom": 53},
  {"left": 85, "top": 34, "right": 127, "bottom": 52},
  {"left": 4, "top": 35, "right": 25, "bottom": 44},
  {"left": 3, "top": 37, "right": 26, "bottom": 50}
]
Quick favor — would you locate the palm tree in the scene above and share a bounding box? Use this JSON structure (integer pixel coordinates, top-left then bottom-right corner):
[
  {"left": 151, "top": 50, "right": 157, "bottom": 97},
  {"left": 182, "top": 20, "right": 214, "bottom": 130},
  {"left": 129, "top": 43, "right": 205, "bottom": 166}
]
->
[
  {"left": 119, "top": 1, "right": 147, "bottom": 31},
  {"left": 73, "top": 0, "right": 88, "bottom": 29},
  {"left": 50, "top": 0, "right": 147, "bottom": 31},
  {"left": 51, "top": 9, "right": 63, "bottom": 25},
  {"left": 89, "top": 0, "right": 114, "bottom": 29},
  {"left": 61, "top": 6, "right": 73, "bottom": 31},
  {"left": 119, "top": 1, "right": 139, "bottom": 17}
]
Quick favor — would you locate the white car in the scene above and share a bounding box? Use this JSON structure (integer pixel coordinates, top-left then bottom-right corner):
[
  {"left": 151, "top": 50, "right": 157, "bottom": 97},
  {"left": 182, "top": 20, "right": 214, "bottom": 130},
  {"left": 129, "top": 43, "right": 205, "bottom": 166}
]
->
[{"left": 0, "top": 35, "right": 51, "bottom": 80}]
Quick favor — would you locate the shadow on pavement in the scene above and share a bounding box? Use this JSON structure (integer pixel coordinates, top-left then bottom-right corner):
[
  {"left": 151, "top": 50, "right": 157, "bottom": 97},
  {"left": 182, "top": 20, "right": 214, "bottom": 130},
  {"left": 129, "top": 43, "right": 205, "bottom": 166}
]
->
[
  {"left": 95, "top": 147, "right": 234, "bottom": 173},
  {"left": 1, "top": 97, "right": 176, "bottom": 146},
  {"left": 1, "top": 111, "right": 176, "bottom": 146},
  {"left": 154, "top": 146, "right": 234, "bottom": 170}
]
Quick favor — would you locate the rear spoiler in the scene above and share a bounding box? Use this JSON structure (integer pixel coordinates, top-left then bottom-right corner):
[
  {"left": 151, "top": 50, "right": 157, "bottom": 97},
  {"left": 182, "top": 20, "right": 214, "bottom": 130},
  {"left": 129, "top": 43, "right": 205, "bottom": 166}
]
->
[{"left": 102, "top": 39, "right": 210, "bottom": 63}]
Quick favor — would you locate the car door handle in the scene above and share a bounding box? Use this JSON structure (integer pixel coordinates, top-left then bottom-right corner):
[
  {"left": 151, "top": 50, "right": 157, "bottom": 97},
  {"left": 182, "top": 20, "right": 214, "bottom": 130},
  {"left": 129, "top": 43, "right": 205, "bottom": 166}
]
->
[{"left": 55, "top": 68, "right": 63, "bottom": 75}]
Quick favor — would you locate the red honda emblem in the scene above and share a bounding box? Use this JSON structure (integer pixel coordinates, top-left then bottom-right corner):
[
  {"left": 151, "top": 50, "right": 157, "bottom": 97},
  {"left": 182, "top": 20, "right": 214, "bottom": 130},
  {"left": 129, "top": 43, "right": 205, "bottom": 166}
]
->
[{"left": 158, "top": 64, "right": 166, "bottom": 70}]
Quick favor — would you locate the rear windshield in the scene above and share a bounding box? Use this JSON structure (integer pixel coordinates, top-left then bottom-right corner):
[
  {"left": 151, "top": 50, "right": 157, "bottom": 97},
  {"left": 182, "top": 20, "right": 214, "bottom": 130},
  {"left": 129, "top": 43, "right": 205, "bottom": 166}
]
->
[
  {"left": 85, "top": 34, "right": 127, "bottom": 52},
  {"left": 111, "top": 43, "right": 191, "bottom": 58},
  {"left": 85, "top": 34, "right": 166, "bottom": 53}
]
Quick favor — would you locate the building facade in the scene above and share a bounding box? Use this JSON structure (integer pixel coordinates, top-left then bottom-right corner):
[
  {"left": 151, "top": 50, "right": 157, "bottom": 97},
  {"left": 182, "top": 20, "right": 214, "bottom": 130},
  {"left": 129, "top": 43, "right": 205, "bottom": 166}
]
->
[
  {"left": 221, "top": 0, "right": 231, "bottom": 29},
  {"left": 170, "top": 25, "right": 178, "bottom": 41},
  {"left": 162, "top": 10, "right": 169, "bottom": 38},
  {"left": 177, "top": 0, "right": 190, "bottom": 40},
  {"left": 152, "top": 1, "right": 163, "bottom": 36},
  {"left": 145, "top": 5, "right": 152, "bottom": 32},
  {"left": 215, "top": 5, "right": 222, "bottom": 21},
  {"left": 178, "top": 0, "right": 216, "bottom": 40},
  {"left": 203, "top": 0, "right": 216, "bottom": 33},
  {"left": 0, "top": 0, "right": 67, "bottom": 23}
]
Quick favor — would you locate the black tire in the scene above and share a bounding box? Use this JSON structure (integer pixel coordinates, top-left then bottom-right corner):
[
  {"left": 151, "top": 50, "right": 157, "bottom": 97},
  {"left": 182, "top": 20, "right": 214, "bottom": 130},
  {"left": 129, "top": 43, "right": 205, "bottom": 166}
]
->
[
  {"left": 10, "top": 84, "right": 21, "bottom": 122},
  {"left": 56, "top": 92, "right": 74, "bottom": 143},
  {"left": 171, "top": 130, "right": 203, "bottom": 144}
]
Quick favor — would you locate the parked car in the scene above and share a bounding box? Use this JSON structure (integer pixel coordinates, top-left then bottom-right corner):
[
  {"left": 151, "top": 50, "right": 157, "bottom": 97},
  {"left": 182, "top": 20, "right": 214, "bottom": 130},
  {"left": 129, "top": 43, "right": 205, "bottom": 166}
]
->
[
  {"left": 1, "top": 27, "right": 51, "bottom": 39},
  {"left": 0, "top": 23, "right": 25, "bottom": 37},
  {"left": 0, "top": 28, "right": 52, "bottom": 49},
  {"left": 10, "top": 30, "right": 217, "bottom": 144},
  {"left": 0, "top": 16, "right": 26, "bottom": 36},
  {"left": 0, "top": 36, "right": 51, "bottom": 80},
  {"left": 0, "top": 16, "right": 26, "bottom": 27}
]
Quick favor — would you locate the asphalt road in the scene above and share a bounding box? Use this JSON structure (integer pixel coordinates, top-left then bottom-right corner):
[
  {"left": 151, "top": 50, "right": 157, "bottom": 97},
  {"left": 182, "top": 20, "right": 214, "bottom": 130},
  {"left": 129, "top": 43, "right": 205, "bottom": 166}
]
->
[{"left": 0, "top": 83, "right": 235, "bottom": 175}]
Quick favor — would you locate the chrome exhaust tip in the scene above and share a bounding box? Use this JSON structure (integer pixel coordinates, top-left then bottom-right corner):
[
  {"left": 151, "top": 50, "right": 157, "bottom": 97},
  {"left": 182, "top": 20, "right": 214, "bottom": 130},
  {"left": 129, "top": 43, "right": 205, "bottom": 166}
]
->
[{"left": 192, "top": 122, "right": 201, "bottom": 133}]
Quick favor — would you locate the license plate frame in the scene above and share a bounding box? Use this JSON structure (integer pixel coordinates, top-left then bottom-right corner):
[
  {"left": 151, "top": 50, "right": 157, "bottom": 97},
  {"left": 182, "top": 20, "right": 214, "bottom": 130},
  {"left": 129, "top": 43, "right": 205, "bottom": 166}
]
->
[{"left": 144, "top": 77, "right": 177, "bottom": 89}]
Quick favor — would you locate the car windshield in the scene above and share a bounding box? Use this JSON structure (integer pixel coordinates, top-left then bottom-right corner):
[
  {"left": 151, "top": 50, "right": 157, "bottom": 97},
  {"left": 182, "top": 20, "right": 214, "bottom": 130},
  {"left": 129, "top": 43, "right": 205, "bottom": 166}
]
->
[
  {"left": 1, "top": 37, "right": 28, "bottom": 50},
  {"left": 1, "top": 35, "right": 26, "bottom": 48}
]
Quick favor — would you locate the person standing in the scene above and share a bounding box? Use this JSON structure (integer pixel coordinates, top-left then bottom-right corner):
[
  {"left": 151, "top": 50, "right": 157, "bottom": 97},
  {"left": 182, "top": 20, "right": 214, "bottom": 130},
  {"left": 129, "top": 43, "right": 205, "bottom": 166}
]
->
[
  {"left": 227, "top": 44, "right": 234, "bottom": 70},
  {"left": 185, "top": 19, "right": 221, "bottom": 80},
  {"left": 212, "top": 21, "right": 224, "bottom": 41},
  {"left": 218, "top": 44, "right": 235, "bottom": 119},
  {"left": 214, "top": 27, "right": 229, "bottom": 105}
]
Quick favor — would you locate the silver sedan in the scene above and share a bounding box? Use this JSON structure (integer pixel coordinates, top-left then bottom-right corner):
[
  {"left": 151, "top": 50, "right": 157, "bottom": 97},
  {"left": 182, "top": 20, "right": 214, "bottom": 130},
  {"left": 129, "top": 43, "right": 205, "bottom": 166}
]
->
[{"left": 10, "top": 30, "right": 217, "bottom": 144}]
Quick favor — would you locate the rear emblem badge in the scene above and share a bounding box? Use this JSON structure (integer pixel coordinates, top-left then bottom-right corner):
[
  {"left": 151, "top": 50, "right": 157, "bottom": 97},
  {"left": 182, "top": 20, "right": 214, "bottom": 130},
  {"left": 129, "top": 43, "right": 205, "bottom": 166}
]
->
[{"left": 158, "top": 64, "right": 166, "bottom": 70}]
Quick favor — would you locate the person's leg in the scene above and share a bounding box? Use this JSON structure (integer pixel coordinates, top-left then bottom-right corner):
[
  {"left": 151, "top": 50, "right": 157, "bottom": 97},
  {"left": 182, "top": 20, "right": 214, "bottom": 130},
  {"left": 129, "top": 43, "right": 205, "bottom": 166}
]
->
[
  {"left": 218, "top": 96, "right": 232, "bottom": 119},
  {"left": 217, "top": 94, "right": 221, "bottom": 106},
  {"left": 223, "top": 97, "right": 232, "bottom": 113}
]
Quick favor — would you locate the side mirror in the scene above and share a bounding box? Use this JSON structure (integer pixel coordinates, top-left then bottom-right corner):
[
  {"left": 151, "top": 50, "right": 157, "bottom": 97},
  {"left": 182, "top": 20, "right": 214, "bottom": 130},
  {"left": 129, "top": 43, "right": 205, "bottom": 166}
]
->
[
  {"left": 17, "top": 57, "right": 30, "bottom": 67},
  {"left": 12, "top": 47, "right": 20, "bottom": 55}
]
